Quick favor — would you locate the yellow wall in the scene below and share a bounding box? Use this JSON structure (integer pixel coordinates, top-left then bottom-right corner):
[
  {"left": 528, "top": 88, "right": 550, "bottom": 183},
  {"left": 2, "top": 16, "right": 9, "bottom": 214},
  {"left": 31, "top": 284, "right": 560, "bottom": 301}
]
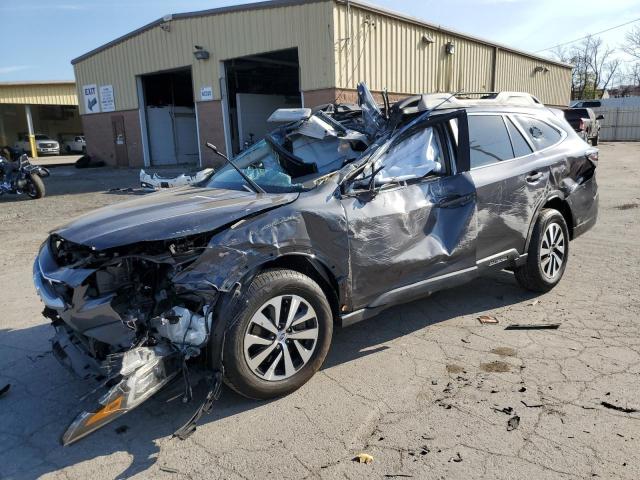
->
[
  {"left": 72, "top": 0, "right": 572, "bottom": 113},
  {"left": 332, "top": 2, "right": 571, "bottom": 105},
  {"left": 0, "top": 82, "right": 78, "bottom": 106},
  {"left": 73, "top": 1, "right": 335, "bottom": 114}
]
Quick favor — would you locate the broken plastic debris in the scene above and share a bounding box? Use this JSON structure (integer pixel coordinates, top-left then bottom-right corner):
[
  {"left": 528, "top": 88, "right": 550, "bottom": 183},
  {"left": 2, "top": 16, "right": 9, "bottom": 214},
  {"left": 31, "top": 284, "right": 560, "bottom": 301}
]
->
[
  {"left": 507, "top": 415, "right": 521, "bottom": 431},
  {"left": 504, "top": 323, "right": 560, "bottom": 330},
  {"left": 139, "top": 168, "right": 214, "bottom": 190},
  {"left": 601, "top": 401, "right": 638, "bottom": 413},
  {"left": 477, "top": 315, "right": 499, "bottom": 324},
  {"left": 0, "top": 383, "right": 10, "bottom": 398},
  {"left": 354, "top": 453, "right": 374, "bottom": 464},
  {"left": 449, "top": 452, "right": 463, "bottom": 463}
]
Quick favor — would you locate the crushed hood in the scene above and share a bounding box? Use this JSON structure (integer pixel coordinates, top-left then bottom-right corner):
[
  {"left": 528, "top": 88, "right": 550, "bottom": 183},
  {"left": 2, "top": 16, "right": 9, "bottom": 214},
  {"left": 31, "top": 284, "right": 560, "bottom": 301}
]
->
[{"left": 54, "top": 187, "right": 298, "bottom": 249}]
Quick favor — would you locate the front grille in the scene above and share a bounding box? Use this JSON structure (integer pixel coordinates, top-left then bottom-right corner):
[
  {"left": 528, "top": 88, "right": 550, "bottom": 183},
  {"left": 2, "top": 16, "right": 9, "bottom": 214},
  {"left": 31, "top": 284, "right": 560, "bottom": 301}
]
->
[{"left": 40, "top": 143, "right": 56, "bottom": 148}]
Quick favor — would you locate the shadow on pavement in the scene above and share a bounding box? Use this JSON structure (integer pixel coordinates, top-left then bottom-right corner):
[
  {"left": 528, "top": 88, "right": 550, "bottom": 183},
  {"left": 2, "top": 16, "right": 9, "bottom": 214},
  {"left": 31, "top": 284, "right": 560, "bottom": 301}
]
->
[{"left": 0, "top": 270, "right": 537, "bottom": 479}]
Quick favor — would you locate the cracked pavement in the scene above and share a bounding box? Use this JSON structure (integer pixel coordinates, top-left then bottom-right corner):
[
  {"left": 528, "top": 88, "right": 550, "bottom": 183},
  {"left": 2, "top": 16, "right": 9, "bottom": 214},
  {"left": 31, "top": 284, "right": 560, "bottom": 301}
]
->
[{"left": 0, "top": 143, "right": 638, "bottom": 479}]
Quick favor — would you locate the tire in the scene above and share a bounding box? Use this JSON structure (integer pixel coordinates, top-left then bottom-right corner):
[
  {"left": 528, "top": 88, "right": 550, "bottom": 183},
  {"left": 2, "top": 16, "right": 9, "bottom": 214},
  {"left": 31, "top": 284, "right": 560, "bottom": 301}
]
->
[
  {"left": 591, "top": 135, "right": 599, "bottom": 146},
  {"left": 515, "top": 209, "right": 569, "bottom": 292},
  {"left": 222, "top": 268, "right": 333, "bottom": 399},
  {"left": 26, "top": 175, "right": 45, "bottom": 199},
  {"left": 65, "top": 145, "right": 71, "bottom": 153}
]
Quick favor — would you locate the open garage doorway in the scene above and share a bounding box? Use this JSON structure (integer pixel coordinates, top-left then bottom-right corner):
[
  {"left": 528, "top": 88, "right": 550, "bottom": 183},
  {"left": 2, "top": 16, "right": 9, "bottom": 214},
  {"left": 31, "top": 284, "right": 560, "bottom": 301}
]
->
[
  {"left": 224, "top": 48, "right": 301, "bottom": 155},
  {"left": 140, "top": 68, "right": 199, "bottom": 166}
]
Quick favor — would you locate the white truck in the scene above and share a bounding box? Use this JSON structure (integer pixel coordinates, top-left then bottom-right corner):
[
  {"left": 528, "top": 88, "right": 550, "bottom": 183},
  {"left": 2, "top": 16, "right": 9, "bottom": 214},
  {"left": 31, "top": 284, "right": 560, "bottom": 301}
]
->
[
  {"left": 14, "top": 134, "right": 60, "bottom": 156},
  {"left": 62, "top": 136, "right": 87, "bottom": 153}
]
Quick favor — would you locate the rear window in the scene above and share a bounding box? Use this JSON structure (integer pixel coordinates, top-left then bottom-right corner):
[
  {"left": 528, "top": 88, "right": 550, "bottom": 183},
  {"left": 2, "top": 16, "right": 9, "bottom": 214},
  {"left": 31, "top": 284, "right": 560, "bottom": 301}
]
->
[
  {"left": 515, "top": 116, "right": 562, "bottom": 150},
  {"left": 468, "top": 115, "right": 513, "bottom": 168},
  {"left": 564, "top": 109, "right": 589, "bottom": 120}
]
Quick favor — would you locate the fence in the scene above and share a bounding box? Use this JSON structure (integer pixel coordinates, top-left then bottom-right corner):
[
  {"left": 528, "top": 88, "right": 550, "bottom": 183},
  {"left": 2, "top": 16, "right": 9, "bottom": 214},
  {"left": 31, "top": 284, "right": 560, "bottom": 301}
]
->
[{"left": 593, "top": 107, "right": 640, "bottom": 141}]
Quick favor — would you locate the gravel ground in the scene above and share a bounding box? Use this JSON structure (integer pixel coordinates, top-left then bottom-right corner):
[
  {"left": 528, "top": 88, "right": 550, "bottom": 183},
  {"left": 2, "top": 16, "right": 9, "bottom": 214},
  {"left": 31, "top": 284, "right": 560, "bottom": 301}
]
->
[{"left": 0, "top": 144, "right": 639, "bottom": 480}]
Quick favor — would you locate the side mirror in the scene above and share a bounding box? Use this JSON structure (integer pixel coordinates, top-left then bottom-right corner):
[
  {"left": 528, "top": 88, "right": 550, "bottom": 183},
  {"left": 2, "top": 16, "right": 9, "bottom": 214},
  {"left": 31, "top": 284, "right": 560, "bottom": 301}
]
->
[{"left": 596, "top": 114, "right": 604, "bottom": 120}]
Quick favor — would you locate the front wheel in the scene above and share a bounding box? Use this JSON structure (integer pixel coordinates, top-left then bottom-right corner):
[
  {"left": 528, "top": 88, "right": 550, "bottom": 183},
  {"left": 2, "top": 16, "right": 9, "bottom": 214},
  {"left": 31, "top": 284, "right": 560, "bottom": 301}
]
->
[
  {"left": 26, "top": 175, "right": 45, "bottom": 199},
  {"left": 515, "top": 209, "right": 569, "bottom": 292},
  {"left": 222, "top": 269, "right": 333, "bottom": 399}
]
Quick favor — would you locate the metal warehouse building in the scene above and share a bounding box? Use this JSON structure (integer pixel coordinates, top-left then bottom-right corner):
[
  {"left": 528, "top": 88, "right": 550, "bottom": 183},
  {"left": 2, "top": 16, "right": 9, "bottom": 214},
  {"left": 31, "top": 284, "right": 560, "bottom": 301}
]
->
[
  {"left": 0, "top": 81, "right": 82, "bottom": 156},
  {"left": 72, "top": 0, "right": 572, "bottom": 168}
]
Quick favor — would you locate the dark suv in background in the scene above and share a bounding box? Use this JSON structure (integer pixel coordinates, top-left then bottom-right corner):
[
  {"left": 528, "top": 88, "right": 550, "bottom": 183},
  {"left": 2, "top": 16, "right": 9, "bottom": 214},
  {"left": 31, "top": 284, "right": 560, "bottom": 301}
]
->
[{"left": 33, "top": 84, "right": 598, "bottom": 444}]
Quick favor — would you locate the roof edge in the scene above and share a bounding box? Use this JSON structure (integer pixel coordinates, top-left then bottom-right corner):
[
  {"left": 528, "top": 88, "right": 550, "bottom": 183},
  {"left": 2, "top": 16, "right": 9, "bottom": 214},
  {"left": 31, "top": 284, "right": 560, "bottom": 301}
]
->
[
  {"left": 335, "top": 0, "right": 572, "bottom": 69},
  {"left": 0, "top": 80, "right": 76, "bottom": 86},
  {"left": 71, "top": 0, "right": 326, "bottom": 65}
]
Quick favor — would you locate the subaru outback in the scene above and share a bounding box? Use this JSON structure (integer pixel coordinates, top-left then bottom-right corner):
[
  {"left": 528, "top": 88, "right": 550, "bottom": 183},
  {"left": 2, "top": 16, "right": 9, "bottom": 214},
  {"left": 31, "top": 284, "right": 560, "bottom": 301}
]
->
[{"left": 33, "top": 84, "right": 598, "bottom": 444}]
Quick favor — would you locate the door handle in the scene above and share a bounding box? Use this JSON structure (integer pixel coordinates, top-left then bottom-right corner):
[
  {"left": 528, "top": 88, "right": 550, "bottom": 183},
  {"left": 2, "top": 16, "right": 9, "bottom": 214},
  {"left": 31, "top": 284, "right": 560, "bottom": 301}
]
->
[
  {"left": 526, "top": 171, "right": 544, "bottom": 183},
  {"left": 437, "top": 193, "right": 475, "bottom": 208}
]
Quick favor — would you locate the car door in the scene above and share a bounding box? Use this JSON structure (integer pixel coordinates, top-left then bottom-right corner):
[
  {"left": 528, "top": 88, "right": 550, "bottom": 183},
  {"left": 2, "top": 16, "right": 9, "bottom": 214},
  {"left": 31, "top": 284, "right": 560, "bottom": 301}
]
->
[
  {"left": 466, "top": 112, "right": 555, "bottom": 267},
  {"left": 341, "top": 110, "right": 478, "bottom": 310}
]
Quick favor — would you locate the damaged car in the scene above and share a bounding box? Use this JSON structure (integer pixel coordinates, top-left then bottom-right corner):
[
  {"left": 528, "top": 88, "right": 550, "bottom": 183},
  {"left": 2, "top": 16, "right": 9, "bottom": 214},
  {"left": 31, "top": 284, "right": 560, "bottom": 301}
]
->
[{"left": 33, "top": 83, "right": 598, "bottom": 444}]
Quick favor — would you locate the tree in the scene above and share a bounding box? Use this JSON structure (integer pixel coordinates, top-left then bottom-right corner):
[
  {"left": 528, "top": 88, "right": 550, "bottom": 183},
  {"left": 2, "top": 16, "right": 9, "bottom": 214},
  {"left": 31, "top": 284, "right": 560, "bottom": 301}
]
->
[
  {"left": 552, "top": 35, "right": 620, "bottom": 100},
  {"left": 623, "top": 25, "right": 640, "bottom": 61}
]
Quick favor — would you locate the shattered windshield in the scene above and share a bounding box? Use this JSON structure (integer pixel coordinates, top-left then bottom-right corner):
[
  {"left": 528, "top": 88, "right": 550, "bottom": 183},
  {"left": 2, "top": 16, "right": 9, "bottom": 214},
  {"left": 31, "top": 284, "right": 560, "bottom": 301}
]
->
[{"left": 202, "top": 140, "right": 305, "bottom": 193}]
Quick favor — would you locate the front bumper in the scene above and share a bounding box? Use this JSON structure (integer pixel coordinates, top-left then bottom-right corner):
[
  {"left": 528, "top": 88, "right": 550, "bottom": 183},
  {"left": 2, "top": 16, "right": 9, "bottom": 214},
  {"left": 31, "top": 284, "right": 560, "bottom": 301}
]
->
[{"left": 33, "top": 241, "right": 134, "bottom": 349}]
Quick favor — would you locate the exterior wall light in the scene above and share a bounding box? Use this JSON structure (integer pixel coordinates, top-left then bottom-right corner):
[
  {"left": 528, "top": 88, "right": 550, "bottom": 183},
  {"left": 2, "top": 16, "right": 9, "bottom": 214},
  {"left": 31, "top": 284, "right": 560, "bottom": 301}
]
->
[
  {"left": 421, "top": 34, "right": 434, "bottom": 45},
  {"left": 193, "top": 46, "right": 210, "bottom": 60},
  {"left": 534, "top": 66, "right": 550, "bottom": 74},
  {"left": 445, "top": 41, "right": 455, "bottom": 55}
]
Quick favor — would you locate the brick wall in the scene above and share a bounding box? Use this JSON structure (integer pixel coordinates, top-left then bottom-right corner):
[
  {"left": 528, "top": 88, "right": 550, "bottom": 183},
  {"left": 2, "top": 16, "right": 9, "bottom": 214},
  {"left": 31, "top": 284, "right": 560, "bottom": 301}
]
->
[
  {"left": 81, "top": 109, "right": 143, "bottom": 167},
  {"left": 196, "top": 100, "right": 227, "bottom": 169}
]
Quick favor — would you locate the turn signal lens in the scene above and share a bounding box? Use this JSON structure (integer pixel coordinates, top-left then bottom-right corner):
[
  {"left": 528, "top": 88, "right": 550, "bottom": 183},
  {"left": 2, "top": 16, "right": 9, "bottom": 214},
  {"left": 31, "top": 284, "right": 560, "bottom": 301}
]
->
[{"left": 85, "top": 395, "right": 123, "bottom": 426}]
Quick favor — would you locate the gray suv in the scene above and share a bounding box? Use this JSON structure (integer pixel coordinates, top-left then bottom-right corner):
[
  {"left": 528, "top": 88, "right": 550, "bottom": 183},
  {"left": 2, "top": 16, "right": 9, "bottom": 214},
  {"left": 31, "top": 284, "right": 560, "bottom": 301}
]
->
[{"left": 33, "top": 85, "right": 598, "bottom": 444}]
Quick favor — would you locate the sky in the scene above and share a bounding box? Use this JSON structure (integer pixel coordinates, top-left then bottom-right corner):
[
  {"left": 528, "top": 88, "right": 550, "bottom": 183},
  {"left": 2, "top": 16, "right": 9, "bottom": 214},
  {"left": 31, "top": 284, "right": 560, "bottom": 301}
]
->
[{"left": 1, "top": 0, "right": 639, "bottom": 82}]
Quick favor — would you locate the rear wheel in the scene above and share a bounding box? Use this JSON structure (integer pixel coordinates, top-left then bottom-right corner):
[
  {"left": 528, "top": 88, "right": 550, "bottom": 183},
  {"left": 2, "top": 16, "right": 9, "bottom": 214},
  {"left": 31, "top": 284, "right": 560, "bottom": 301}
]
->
[
  {"left": 515, "top": 209, "right": 569, "bottom": 292},
  {"left": 223, "top": 269, "right": 333, "bottom": 399},
  {"left": 591, "top": 135, "right": 599, "bottom": 146},
  {"left": 26, "top": 175, "right": 45, "bottom": 199}
]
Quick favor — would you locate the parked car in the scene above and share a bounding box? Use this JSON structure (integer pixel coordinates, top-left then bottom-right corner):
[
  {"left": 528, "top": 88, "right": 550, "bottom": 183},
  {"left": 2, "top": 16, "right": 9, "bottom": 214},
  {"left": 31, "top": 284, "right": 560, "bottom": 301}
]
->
[
  {"left": 33, "top": 84, "right": 598, "bottom": 444},
  {"left": 571, "top": 100, "right": 601, "bottom": 108},
  {"left": 62, "top": 135, "right": 86, "bottom": 153},
  {"left": 14, "top": 134, "right": 60, "bottom": 155},
  {"left": 563, "top": 108, "right": 603, "bottom": 145}
]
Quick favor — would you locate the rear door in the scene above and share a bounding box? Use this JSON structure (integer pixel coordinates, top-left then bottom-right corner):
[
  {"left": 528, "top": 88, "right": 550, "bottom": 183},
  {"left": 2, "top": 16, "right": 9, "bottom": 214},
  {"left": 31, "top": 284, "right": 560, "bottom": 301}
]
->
[
  {"left": 468, "top": 112, "right": 564, "bottom": 265},
  {"left": 342, "top": 111, "right": 478, "bottom": 310}
]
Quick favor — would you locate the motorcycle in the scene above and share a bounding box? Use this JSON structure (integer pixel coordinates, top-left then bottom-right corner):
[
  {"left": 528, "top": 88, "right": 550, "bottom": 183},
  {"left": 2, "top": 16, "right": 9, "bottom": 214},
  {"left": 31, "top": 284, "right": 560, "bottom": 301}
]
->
[{"left": 0, "top": 147, "right": 50, "bottom": 199}]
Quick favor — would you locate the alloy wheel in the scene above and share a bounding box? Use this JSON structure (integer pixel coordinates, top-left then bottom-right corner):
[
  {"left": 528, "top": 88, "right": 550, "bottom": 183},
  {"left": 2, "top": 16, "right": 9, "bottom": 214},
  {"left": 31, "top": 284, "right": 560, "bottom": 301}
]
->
[
  {"left": 540, "top": 222, "right": 565, "bottom": 279},
  {"left": 243, "top": 294, "right": 319, "bottom": 381}
]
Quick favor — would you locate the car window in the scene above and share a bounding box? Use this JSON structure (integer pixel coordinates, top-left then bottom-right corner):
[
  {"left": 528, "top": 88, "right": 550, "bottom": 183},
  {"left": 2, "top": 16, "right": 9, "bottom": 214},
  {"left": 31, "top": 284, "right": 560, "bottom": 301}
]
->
[
  {"left": 515, "top": 116, "right": 562, "bottom": 150},
  {"left": 375, "top": 126, "right": 445, "bottom": 183},
  {"left": 468, "top": 115, "right": 513, "bottom": 168},
  {"left": 202, "top": 139, "right": 304, "bottom": 193},
  {"left": 35, "top": 135, "right": 50, "bottom": 140},
  {"left": 505, "top": 117, "right": 533, "bottom": 157}
]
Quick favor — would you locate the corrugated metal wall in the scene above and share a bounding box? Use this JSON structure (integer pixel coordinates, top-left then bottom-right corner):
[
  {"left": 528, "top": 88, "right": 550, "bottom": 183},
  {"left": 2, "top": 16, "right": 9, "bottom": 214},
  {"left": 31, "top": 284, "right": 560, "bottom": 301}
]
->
[
  {"left": 0, "top": 83, "right": 78, "bottom": 105},
  {"left": 73, "top": 1, "right": 334, "bottom": 114},
  {"left": 495, "top": 50, "right": 571, "bottom": 106},
  {"left": 332, "top": 3, "right": 571, "bottom": 106},
  {"left": 595, "top": 107, "right": 640, "bottom": 141}
]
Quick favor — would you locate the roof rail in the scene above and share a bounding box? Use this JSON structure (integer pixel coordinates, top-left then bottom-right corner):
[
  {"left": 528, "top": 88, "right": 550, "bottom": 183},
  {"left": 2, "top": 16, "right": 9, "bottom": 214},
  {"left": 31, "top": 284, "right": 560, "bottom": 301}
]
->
[{"left": 417, "top": 91, "right": 543, "bottom": 111}]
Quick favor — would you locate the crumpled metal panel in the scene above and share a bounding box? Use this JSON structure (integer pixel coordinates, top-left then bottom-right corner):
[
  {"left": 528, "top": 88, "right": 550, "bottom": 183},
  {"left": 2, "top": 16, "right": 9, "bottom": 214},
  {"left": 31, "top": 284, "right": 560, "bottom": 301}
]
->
[
  {"left": 172, "top": 180, "right": 352, "bottom": 303},
  {"left": 54, "top": 186, "right": 298, "bottom": 250},
  {"left": 341, "top": 172, "right": 477, "bottom": 309}
]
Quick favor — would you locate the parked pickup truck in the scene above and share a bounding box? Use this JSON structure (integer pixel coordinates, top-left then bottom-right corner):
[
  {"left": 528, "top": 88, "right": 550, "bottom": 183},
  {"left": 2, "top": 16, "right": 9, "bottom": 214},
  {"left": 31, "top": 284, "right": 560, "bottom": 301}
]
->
[
  {"left": 14, "top": 134, "right": 60, "bottom": 156},
  {"left": 62, "top": 135, "right": 86, "bottom": 153},
  {"left": 563, "top": 108, "right": 603, "bottom": 146}
]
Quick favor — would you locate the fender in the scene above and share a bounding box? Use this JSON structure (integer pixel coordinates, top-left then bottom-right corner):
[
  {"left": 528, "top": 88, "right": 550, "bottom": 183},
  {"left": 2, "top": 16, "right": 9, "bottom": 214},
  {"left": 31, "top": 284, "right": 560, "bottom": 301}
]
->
[{"left": 523, "top": 190, "right": 572, "bottom": 253}]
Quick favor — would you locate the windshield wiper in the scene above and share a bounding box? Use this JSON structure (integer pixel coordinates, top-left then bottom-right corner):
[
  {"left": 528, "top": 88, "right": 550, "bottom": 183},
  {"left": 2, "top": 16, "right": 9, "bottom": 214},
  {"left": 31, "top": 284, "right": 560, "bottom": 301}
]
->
[{"left": 206, "top": 143, "right": 265, "bottom": 194}]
